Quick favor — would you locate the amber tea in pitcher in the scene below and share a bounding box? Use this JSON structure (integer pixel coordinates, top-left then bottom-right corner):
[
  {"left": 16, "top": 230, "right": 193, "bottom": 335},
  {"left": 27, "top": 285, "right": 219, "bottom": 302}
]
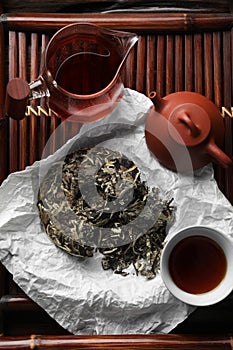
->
[
  {"left": 55, "top": 51, "right": 122, "bottom": 96},
  {"left": 32, "top": 23, "right": 137, "bottom": 122},
  {"left": 5, "top": 23, "right": 138, "bottom": 122}
]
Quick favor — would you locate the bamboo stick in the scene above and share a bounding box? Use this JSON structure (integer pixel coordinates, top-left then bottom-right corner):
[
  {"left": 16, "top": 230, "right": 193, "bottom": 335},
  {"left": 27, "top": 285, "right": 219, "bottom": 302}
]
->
[
  {"left": 123, "top": 46, "right": 135, "bottom": 90},
  {"left": 8, "top": 31, "right": 19, "bottom": 173},
  {"left": 184, "top": 33, "right": 193, "bottom": 92},
  {"left": 213, "top": 31, "right": 225, "bottom": 193},
  {"left": 0, "top": 7, "right": 7, "bottom": 330},
  {"left": 0, "top": 266, "right": 6, "bottom": 335},
  {"left": 213, "top": 32, "right": 222, "bottom": 108},
  {"left": 156, "top": 34, "right": 165, "bottom": 97},
  {"left": 2, "top": 13, "right": 233, "bottom": 33},
  {"left": 174, "top": 35, "right": 183, "bottom": 92},
  {"left": 146, "top": 35, "right": 155, "bottom": 96},
  {"left": 0, "top": 334, "right": 232, "bottom": 350},
  {"left": 194, "top": 33, "right": 203, "bottom": 94},
  {"left": 0, "top": 14, "right": 8, "bottom": 184},
  {"left": 18, "top": 32, "right": 28, "bottom": 170},
  {"left": 165, "top": 34, "right": 174, "bottom": 95},
  {"left": 136, "top": 36, "right": 146, "bottom": 93},
  {"left": 222, "top": 30, "right": 233, "bottom": 203},
  {"left": 38, "top": 34, "right": 49, "bottom": 160},
  {"left": 29, "top": 33, "right": 39, "bottom": 165},
  {"left": 203, "top": 32, "right": 213, "bottom": 100}
]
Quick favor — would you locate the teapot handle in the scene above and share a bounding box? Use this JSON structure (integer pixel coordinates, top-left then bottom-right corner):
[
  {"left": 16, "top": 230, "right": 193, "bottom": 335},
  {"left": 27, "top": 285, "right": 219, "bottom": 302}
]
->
[{"left": 206, "top": 140, "right": 232, "bottom": 168}]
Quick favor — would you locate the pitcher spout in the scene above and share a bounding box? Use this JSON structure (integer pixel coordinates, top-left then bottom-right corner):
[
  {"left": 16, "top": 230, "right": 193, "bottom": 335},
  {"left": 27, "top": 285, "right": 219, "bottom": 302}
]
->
[
  {"left": 109, "top": 27, "right": 138, "bottom": 71},
  {"left": 97, "top": 26, "right": 138, "bottom": 89}
]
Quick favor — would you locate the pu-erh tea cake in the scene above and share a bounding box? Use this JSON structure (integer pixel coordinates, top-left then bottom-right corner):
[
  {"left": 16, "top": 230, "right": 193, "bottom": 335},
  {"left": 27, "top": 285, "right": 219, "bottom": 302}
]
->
[{"left": 37, "top": 147, "right": 174, "bottom": 278}]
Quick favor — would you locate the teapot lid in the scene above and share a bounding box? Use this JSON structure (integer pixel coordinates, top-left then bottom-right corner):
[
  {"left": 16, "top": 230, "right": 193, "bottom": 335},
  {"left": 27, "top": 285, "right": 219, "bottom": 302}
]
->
[{"left": 168, "top": 103, "right": 211, "bottom": 147}]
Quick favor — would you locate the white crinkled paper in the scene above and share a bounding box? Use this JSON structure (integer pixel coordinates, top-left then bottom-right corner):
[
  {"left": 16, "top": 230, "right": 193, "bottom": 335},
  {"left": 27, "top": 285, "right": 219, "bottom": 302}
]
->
[{"left": 0, "top": 88, "right": 233, "bottom": 334}]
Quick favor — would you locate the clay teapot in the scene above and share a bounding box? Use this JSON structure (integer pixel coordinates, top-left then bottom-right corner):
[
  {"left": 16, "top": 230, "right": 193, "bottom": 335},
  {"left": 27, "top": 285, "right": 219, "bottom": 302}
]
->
[{"left": 145, "top": 91, "right": 232, "bottom": 172}]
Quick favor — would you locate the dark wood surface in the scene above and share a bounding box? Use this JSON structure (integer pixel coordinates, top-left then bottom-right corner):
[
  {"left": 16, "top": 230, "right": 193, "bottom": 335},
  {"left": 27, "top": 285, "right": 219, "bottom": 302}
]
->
[
  {"left": 2, "top": 0, "right": 232, "bottom": 14},
  {"left": 0, "top": 4, "right": 233, "bottom": 348}
]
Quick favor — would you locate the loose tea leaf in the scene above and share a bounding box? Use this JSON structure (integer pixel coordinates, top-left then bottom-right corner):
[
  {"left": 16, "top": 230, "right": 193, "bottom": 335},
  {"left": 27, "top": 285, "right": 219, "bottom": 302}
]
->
[
  {"left": 100, "top": 198, "right": 174, "bottom": 279},
  {"left": 37, "top": 147, "right": 174, "bottom": 278}
]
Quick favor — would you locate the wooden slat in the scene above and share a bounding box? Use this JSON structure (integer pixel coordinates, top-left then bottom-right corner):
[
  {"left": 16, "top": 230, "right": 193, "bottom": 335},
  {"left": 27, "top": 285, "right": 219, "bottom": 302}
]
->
[
  {"left": 0, "top": 5, "right": 6, "bottom": 335},
  {"left": 0, "top": 334, "right": 232, "bottom": 350},
  {"left": 29, "top": 33, "right": 39, "bottom": 165},
  {"left": 156, "top": 34, "right": 165, "bottom": 97},
  {"left": 123, "top": 46, "right": 135, "bottom": 90},
  {"left": 0, "top": 266, "right": 7, "bottom": 334},
  {"left": 0, "top": 295, "right": 40, "bottom": 313},
  {"left": 213, "top": 31, "right": 225, "bottom": 193},
  {"left": 213, "top": 32, "right": 223, "bottom": 108},
  {"left": 0, "top": 267, "right": 7, "bottom": 300},
  {"left": 194, "top": 33, "right": 203, "bottom": 94},
  {"left": 38, "top": 34, "right": 49, "bottom": 160},
  {"left": 18, "top": 32, "right": 28, "bottom": 171},
  {"left": 8, "top": 31, "right": 19, "bottom": 174},
  {"left": 136, "top": 36, "right": 146, "bottom": 93},
  {"left": 146, "top": 35, "right": 156, "bottom": 96},
  {"left": 174, "top": 35, "right": 183, "bottom": 91},
  {"left": 203, "top": 32, "right": 213, "bottom": 100},
  {"left": 2, "top": 13, "right": 233, "bottom": 33},
  {"left": 47, "top": 110, "right": 60, "bottom": 156},
  {"left": 223, "top": 30, "right": 233, "bottom": 203},
  {"left": 184, "top": 34, "right": 193, "bottom": 91},
  {"left": 165, "top": 34, "right": 174, "bottom": 95},
  {"left": 0, "top": 17, "right": 4, "bottom": 117},
  {"left": 0, "top": 16, "right": 8, "bottom": 185}
]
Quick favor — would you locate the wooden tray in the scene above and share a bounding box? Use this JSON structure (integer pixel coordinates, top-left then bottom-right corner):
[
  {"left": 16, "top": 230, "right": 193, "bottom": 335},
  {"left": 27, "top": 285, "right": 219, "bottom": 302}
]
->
[{"left": 0, "top": 8, "right": 233, "bottom": 349}]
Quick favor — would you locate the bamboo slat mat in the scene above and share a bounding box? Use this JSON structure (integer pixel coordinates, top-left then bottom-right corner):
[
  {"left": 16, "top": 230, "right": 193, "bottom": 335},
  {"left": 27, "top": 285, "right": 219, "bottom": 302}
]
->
[
  {"left": 1, "top": 15, "right": 233, "bottom": 200},
  {"left": 0, "top": 12, "right": 233, "bottom": 342}
]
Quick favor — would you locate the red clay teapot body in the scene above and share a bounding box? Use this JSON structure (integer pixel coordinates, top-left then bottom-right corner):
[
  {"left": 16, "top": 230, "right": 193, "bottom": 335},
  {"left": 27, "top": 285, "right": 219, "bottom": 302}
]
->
[{"left": 145, "top": 91, "right": 232, "bottom": 172}]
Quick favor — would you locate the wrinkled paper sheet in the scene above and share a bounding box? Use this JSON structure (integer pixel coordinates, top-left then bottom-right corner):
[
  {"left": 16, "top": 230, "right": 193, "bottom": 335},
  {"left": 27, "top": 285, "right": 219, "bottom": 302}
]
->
[{"left": 0, "top": 88, "right": 233, "bottom": 335}]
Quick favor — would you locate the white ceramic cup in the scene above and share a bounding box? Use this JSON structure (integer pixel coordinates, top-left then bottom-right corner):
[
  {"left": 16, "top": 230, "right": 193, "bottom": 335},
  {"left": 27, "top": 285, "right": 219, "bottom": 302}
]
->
[{"left": 160, "top": 226, "right": 233, "bottom": 306}]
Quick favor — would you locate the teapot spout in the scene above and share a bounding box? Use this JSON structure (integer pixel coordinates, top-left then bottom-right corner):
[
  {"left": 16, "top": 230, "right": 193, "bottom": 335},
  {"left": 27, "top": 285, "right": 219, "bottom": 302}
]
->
[
  {"left": 148, "top": 91, "right": 166, "bottom": 111},
  {"left": 206, "top": 141, "right": 232, "bottom": 168}
]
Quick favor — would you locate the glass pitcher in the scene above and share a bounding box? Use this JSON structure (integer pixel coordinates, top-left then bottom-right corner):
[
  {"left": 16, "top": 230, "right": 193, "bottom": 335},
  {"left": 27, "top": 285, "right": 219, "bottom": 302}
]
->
[{"left": 6, "top": 23, "right": 138, "bottom": 122}]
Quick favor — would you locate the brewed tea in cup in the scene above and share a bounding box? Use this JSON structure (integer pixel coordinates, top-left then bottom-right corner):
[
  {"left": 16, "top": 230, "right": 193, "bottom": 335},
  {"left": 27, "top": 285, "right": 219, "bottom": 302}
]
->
[{"left": 160, "top": 226, "right": 233, "bottom": 306}]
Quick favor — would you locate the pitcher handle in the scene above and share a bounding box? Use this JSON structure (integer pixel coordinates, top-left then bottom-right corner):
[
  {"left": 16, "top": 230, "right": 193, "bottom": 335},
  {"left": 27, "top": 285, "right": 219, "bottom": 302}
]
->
[
  {"left": 5, "top": 77, "right": 49, "bottom": 120},
  {"left": 5, "top": 78, "right": 30, "bottom": 120}
]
